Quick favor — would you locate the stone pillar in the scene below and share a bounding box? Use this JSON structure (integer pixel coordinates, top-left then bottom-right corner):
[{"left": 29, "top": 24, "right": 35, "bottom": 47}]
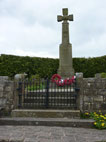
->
[{"left": 75, "top": 73, "right": 84, "bottom": 111}]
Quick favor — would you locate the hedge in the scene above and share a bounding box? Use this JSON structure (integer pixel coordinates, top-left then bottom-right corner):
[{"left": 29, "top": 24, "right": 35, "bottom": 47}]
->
[{"left": 0, "top": 54, "right": 106, "bottom": 78}]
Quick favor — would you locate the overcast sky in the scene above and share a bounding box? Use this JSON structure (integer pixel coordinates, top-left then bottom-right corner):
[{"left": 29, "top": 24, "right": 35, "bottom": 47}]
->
[{"left": 0, "top": 0, "right": 106, "bottom": 58}]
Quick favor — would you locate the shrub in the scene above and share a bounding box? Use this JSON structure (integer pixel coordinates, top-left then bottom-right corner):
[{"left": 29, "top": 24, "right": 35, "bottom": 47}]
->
[
  {"left": 81, "top": 111, "right": 106, "bottom": 129},
  {"left": 101, "top": 72, "right": 106, "bottom": 78},
  {"left": 0, "top": 54, "right": 106, "bottom": 78}
]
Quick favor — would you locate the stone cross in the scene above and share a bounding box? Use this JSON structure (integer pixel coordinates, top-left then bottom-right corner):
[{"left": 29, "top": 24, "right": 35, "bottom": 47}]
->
[
  {"left": 57, "top": 8, "right": 74, "bottom": 78},
  {"left": 57, "top": 8, "right": 73, "bottom": 45}
]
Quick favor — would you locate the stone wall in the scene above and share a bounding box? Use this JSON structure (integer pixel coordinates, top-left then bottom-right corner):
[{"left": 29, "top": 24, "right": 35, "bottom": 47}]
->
[
  {"left": 0, "top": 74, "right": 106, "bottom": 116},
  {"left": 0, "top": 76, "right": 14, "bottom": 116},
  {"left": 77, "top": 73, "right": 106, "bottom": 112}
]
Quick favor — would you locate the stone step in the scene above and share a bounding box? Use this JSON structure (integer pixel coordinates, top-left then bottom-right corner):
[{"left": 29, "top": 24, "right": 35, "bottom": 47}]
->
[
  {"left": 0, "top": 117, "right": 94, "bottom": 128},
  {"left": 11, "top": 109, "right": 80, "bottom": 118}
]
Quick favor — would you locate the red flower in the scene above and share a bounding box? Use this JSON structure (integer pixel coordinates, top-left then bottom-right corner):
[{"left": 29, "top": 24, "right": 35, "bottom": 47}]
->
[
  {"left": 51, "top": 74, "right": 61, "bottom": 82},
  {"left": 51, "top": 74, "right": 75, "bottom": 86}
]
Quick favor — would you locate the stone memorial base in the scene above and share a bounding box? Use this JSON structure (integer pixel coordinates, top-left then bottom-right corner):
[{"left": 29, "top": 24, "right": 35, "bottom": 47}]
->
[{"left": 58, "top": 43, "right": 74, "bottom": 78}]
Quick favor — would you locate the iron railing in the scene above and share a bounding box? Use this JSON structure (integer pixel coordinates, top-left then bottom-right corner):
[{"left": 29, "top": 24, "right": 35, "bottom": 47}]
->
[{"left": 17, "top": 78, "right": 79, "bottom": 109}]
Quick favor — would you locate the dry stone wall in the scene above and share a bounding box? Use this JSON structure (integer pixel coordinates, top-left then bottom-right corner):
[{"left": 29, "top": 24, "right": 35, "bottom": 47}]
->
[
  {"left": 77, "top": 73, "right": 106, "bottom": 112},
  {"left": 0, "top": 76, "right": 14, "bottom": 116}
]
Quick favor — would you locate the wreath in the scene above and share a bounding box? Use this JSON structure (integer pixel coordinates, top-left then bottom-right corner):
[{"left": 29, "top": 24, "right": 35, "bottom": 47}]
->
[
  {"left": 51, "top": 74, "right": 75, "bottom": 86},
  {"left": 51, "top": 74, "right": 61, "bottom": 82}
]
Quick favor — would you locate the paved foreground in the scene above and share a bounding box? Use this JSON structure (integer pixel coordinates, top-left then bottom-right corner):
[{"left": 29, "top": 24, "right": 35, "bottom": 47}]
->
[{"left": 0, "top": 126, "right": 106, "bottom": 142}]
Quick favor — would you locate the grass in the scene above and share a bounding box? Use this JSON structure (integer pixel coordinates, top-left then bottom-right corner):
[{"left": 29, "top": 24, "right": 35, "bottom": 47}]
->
[{"left": 27, "top": 83, "right": 45, "bottom": 91}]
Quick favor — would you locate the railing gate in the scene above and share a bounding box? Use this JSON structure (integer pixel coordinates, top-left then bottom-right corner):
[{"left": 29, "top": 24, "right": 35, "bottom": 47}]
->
[{"left": 17, "top": 78, "right": 79, "bottom": 109}]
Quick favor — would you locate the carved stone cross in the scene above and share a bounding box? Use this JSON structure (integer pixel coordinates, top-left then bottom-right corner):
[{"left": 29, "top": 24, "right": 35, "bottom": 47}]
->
[
  {"left": 57, "top": 8, "right": 73, "bottom": 44},
  {"left": 57, "top": 8, "right": 74, "bottom": 78},
  {"left": 57, "top": 8, "right": 73, "bottom": 22}
]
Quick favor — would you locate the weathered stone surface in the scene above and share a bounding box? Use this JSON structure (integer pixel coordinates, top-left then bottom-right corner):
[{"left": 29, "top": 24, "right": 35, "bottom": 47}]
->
[
  {"left": 0, "top": 125, "right": 106, "bottom": 142},
  {"left": 95, "top": 73, "right": 101, "bottom": 78},
  {"left": 0, "top": 92, "right": 3, "bottom": 97},
  {"left": 98, "top": 89, "right": 106, "bottom": 95},
  {"left": 58, "top": 44, "right": 74, "bottom": 78},
  {"left": 0, "top": 76, "right": 9, "bottom": 84},
  {"left": 11, "top": 109, "right": 80, "bottom": 118},
  {"left": 94, "top": 95, "right": 103, "bottom": 102},
  {"left": 57, "top": 8, "right": 74, "bottom": 78},
  {"left": 84, "top": 96, "right": 93, "bottom": 102},
  {"left": 9, "top": 136, "right": 24, "bottom": 142},
  {"left": 0, "top": 98, "right": 7, "bottom": 107},
  {"left": 102, "top": 80, "right": 106, "bottom": 89},
  {"left": 0, "top": 77, "right": 14, "bottom": 116},
  {"left": 5, "top": 86, "right": 12, "bottom": 92},
  {"left": 77, "top": 76, "right": 106, "bottom": 112},
  {"left": 95, "top": 82, "right": 103, "bottom": 89},
  {"left": 0, "top": 85, "right": 3, "bottom": 91}
]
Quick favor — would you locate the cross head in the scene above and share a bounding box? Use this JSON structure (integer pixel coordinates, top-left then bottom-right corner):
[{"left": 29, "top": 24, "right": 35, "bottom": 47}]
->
[{"left": 57, "top": 8, "right": 73, "bottom": 22}]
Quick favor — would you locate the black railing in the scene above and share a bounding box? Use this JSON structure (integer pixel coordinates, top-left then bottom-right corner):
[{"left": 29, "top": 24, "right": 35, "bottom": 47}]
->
[{"left": 17, "top": 78, "right": 79, "bottom": 109}]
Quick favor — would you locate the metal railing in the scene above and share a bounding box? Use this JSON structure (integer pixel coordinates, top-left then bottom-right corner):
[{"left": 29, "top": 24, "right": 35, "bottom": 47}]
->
[{"left": 17, "top": 78, "right": 79, "bottom": 109}]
